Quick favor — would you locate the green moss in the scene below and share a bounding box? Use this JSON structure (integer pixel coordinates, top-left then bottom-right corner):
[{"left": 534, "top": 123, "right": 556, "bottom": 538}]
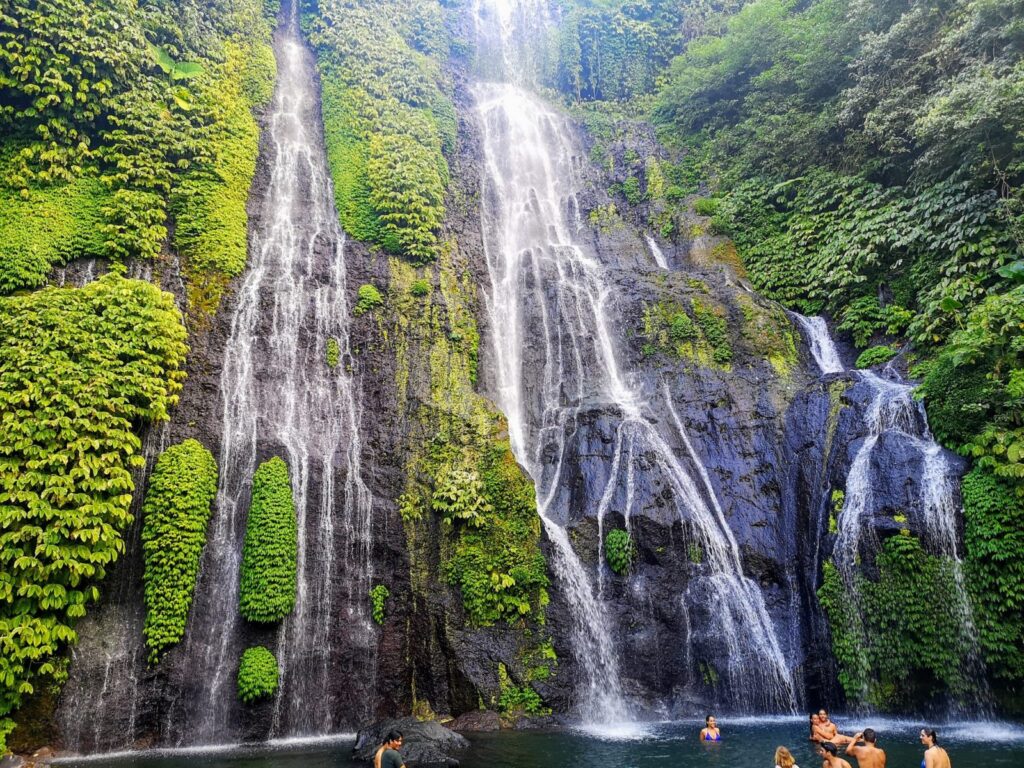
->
[
  {"left": 818, "top": 533, "right": 968, "bottom": 709},
  {"left": 141, "top": 439, "right": 219, "bottom": 663},
  {"left": 237, "top": 646, "right": 278, "bottom": 703},
  {"left": 737, "top": 294, "right": 798, "bottom": 375},
  {"left": 855, "top": 345, "right": 898, "bottom": 369},
  {"left": 174, "top": 38, "right": 276, "bottom": 317},
  {"left": 588, "top": 202, "right": 623, "bottom": 232},
  {"left": 311, "top": 0, "right": 451, "bottom": 262},
  {"left": 962, "top": 468, "right": 1024, "bottom": 688},
  {"left": 0, "top": 275, "right": 187, "bottom": 744},
  {"left": 0, "top": 173, "right": 110, "bottom": 295},
  {"left": 370, "top": 584, "right": 390, "bottom": 625},
  {"left": 354, "top": 283, "right": 384, "bottom": 316},
  {"left": 326, "top": 337, "right": 340, "bottom": 368},
  {"left": 239, "top": 457, "right": 297, "bottom": 623},
  {"left": 693, "top": 297, "right": 732, "bottom": 365},
  {"left": 604, "top": 529, "right": 636, "bottom": 575}
]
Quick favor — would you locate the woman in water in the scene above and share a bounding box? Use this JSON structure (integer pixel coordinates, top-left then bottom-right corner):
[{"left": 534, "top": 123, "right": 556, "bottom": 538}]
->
[
  {"left": 775, "top": 745, "right": 799, "bottom": 768},
  {"left": 700, "top": 715, "right": 721, "bottom": 741},
  {"left": 920, "top": 728, "right": 952, "bottom": 768},
  {"left": 809, "top": 713, "right": 819, "bottom": 740}
]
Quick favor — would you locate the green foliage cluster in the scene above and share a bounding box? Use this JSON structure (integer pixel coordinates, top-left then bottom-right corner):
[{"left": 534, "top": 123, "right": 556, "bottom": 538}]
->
[
  {"left": 370, "top": 584, "right": 390, "bottom": 625},
  {"left": 0, "top": 274, "right": 187, "bottom": 746},
  {"left": 432, "top": 467, "right": 492, "bottom": 528},
  {"left": 736, "top": 293, "right": 797, "bottom": 375},
  {"left": 141, "top": 439, "right": 218, "bottom": 663},
  {"left": 641, "top": 296, "right": 734, "bottom": 368},
  {"left": 961, "top": 468, "right": 1024, "bottom": 689},
  {"left": 326, "top": 337, "right": 340, "bottom": 369},
  {"left": 818, "top": 533, "right": 968, "bottom": 709},
  {"left": 497, "top": 662, "right": 547, "bottom": 717},
  {"left": 239, "top": 457, "right": 297, "bottom": 623},
  {"left": 855, "top": 345, "right": 899, "bottom": 370},
  {"left": 410, "top": 279, "right": 432, "bottom": 297},
  {"left": 311, "top": 0, "right": 452, "bottom": 263},
  {"left": 442, "top": 442, "right": 550, "bottom": 626},
  {"left": 237, "top": 645, "right": 278, "bottom": 703},
  {"left": 0, "top": 0, "right": 276, "bottom": 306},
  {"left": 354, "top": 283, "right": 384, "bottom": 316},
  {"left": 604, "top": 529, "right": 636, "bottom": 575}
]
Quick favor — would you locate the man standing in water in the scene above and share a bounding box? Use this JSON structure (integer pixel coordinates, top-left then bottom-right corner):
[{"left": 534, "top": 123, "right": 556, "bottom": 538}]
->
[
  {"left": 819, "top": 741, "right": 853, "bottom": 768},
  {"left": 374, "top": 731, "right": 406, "bottom": 768},
  {"left": 846, "top": 728, "right": 886, "bottom": 768}
]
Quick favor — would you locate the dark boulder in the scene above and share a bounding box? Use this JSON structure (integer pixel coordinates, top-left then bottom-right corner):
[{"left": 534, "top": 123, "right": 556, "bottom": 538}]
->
[
  {"left": 447, "top": 710, "right": 500, "bottom": 733},
  {"left": 353, "top": 717, "right": 469, "bottom": 767}
]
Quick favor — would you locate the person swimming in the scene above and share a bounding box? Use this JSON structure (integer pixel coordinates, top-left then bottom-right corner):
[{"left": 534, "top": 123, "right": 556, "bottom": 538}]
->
[
  {"left": 920, "top": 728, "right": 951, "bottom": 768},
  {"left": 700, "top": 715, "right": 721, "bottom": 741}
]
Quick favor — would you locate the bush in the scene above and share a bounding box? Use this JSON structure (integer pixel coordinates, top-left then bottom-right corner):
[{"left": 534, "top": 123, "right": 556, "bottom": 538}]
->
[
  {"left": 354, "top": 283, "right": 384, "bottom": 316},
  {"left": 239, "top": 457, "right": 297, "bottom": 623},
  {"left": 0, "top": 274, "right": 187, "bottom": 740},
  {"left": 605, "top": 529, "right": 636, "bottom": 575},
  {"left": 237, "top": 646, "right": 278, "bottom": 703},
  {"left": 694, "top": 197, "right": 719, "bottom": 217},
  {"left": 141, "top": 440, "right": 219, "bottom": 663},
  {"left": 855, "top": 345, "right": 898, "bottom": 369},
  {"left": 326, "top": 337, "right": 340, "bottom": 369},
  {"left": 497, "top": 662, "right": 547, "bottom": 716},
  {"left": 432, "top": 467, "right": 491, "bottom": 528},
  {"left": 370, "top": 584, "right": 390, "bottom": 625},
  {"left": 620, "top": 176, "right": 642, "bottom": 205},
  {"left": 410, "top": 279, "right": 431, "bottom": 297}
]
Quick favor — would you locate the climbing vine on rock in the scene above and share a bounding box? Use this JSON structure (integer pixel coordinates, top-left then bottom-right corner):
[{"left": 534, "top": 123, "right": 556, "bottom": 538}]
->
[
  {"left": 237, "top": 645, "right": 278, "bottom": 703},
  {"left": 0, "top": 274, "right": 187, "bottom": 748},
  {"left": 239, "top": 457, "right": 297, "bottom": 623},
  {"left": 604, "top": 529, "right": 636, "bottom": 575},
  {"left": 370, "top": 584, "right": 390, "bottom": 625},
  {"left": 141, "top": 439, "right": 219, "bottom": 663}
]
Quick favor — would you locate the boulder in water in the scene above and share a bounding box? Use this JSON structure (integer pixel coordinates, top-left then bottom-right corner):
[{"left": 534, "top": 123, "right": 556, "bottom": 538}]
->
[
  {"left": 448, "top": 710, "right": 500, "bottom": 732},
  {"left": 353, "top": 717, "right": 469, "bottom": 767}
]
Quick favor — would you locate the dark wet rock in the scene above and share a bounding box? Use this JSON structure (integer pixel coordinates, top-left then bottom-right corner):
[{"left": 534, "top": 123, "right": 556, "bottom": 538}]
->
[
  {"left": 353, "top": 718, "right": 469, "bottom": 767},
  {"left": 447, "top": 710, "right": 500, "bottom": 733}
]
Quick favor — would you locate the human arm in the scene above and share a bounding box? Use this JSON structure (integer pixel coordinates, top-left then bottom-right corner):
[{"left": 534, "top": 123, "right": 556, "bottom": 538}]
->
[{"left": 846, "top": 734, "right": 863, "bottom": 755}]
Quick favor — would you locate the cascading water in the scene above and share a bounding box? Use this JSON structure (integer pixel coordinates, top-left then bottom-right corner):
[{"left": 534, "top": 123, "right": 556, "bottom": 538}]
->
[
  {"left": 474, "top": 0, "right": 798, "bottom": 717},
  {"left": 168, "top": 0, "right": 374, "bottom": 743},
  {"left": 794, "top": 314, "right": 989, "bottom": 707},
  {"left": 644, "top": 234, "right": 669, "bottom": 270}
]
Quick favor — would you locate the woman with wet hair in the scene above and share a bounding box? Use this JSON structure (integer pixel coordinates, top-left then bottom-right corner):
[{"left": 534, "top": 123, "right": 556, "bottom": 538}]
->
[
  {"left": 700, "top": 714, "right": 721, "bottom": 741},
  {"left": 920, "top": 728, "right": 952, "bottom": 768}
]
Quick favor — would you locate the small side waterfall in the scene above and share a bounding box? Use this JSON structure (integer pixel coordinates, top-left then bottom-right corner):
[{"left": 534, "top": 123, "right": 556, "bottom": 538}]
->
[
  {"left": 794, "top": 314, "right": 989, "bottom": 707},
  {"left": 644, "top": 234, "right": 669, "bottom": 270},
  {"left": 168, "top": 0, "right": 373, "bottom": 743}
]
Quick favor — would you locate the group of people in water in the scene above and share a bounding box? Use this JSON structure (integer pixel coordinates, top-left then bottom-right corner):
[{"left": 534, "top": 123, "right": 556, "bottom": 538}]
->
[{"left": 699, "top": 709, "right": 954, "bottom": 768}]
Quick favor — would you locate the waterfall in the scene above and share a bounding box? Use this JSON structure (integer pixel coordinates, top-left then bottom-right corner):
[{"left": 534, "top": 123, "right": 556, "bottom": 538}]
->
[
  {"left": 794, "top": 314, "right": 989, "bottom": 707},
  {"left": 168, "top": 0, "right": 373, "bottom": 743},
  {"left": 473, "top": 0, "right": 798, "bottom": 716},
  {"left": 644, "top": 234, "right": 669, "bottom": 270}
]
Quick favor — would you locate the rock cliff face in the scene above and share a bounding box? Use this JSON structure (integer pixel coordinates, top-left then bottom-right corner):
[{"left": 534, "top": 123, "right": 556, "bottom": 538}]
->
[{"left": 45, "top": 4, "right": 973, "bottom": 756}]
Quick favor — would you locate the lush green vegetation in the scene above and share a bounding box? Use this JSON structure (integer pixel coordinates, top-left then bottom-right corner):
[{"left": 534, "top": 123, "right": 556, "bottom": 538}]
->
[
  {"left": 0, "top": 275, "right": 187, "bottom": 748},
  {"left": 354, "top": 284, "right": 384, "bottom": 316},
  {"left": 818, "top": 533, "right": 967, "bottom": 709},
  {"left": 141, "top": 439, "right": 219, "bottom": 663},
  {"left": 239, "top": 457, "right": 297, "bottom": 623},
  {"left": 855, "top": 345, "right": 899, "bottom": 370},
  {"left": 370, "top": 584, "right": 389, "bottom": 625},
  {"left": 497, "top": 662, "right": 547, "bottom": 717},
  {"left": 962, "top": 468, "right": 1024, "bottom": 705},
  {"left": 326, "top": 337, "right": 340, "bottom": 369},
  {"left": 237, "top": 645, "right": 278, "bottom": 703},
  {"left": 604, "top": 529, "right": 636, "bottom": 575},
  {"left": 0, "top": 0, "right": 276, "bottom": 313},
  {"left": 311, "top": 0, "right": 453, "bottom": 263}
]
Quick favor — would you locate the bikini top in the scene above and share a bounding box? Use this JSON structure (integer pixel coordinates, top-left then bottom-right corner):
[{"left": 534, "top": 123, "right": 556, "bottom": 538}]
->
[{"left": 703, "top": 730, "right": 720, "bottom": 741}]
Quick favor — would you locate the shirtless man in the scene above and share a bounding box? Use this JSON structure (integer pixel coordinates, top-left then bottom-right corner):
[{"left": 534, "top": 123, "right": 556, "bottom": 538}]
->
[
  {"left": 846, "top": 728, "right": 886, "bottom": 768},
  {"left": 814, "top": 709, "right": 854, "bottom": 745},
  {"left": 819, "top": 741, "right": 853, "bottom": 768}
]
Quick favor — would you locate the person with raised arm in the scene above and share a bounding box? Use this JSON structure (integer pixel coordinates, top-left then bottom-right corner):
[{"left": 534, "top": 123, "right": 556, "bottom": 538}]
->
[{"left": 846, "top": 728, "right": 886, "bottom": 768}]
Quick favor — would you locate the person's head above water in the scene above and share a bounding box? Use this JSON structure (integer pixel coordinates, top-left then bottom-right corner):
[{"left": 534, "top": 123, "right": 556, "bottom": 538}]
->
[
  {"left": 862, "top": 728, "right": 877, "bottom": 744},
  {"left": 383, "top": 730, "right": 403, "bottom": 749},
  {"left": 775, "top": 745, "right": 796, "bottom": 768},
  {"left": 920, "top": 728, "right": 938, "bottom": 747},
  {"left": 706, "top": 715, "right": 717, "bottom": 728},
  {"left": 819, "top": 742, "right": 838, "bottom": 756},
  {"left": 818, "top": 708, "right": 831, "bottom": 722}
]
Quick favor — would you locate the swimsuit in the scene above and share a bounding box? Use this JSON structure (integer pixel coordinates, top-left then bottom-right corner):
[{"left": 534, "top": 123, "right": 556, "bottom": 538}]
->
[{"left": 704, "top": 731, "right": 720, "bottom": 741}]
